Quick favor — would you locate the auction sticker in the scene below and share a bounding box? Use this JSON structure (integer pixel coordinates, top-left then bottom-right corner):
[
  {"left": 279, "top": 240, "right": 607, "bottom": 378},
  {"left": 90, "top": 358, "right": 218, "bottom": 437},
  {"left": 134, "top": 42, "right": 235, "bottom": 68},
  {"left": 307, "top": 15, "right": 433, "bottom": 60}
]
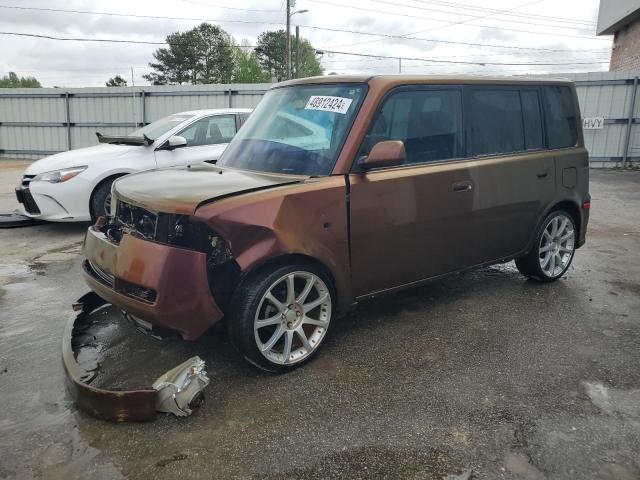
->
[{"left": 305, "top": 96, "right": 353, "bottom": 114}]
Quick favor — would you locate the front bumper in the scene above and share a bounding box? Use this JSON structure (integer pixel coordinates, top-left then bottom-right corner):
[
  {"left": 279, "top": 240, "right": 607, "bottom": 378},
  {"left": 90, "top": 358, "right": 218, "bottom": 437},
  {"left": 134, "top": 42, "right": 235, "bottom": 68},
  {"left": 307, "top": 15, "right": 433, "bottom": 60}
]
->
[
  {"left": 63, "top": 292, "right": 210, "bottom": 422},
  {"left": 15, "top": 177, "right": 92, "bottom": 222},
  {"left": 82, "top": 226, "right": 224, "bottom": 340}
]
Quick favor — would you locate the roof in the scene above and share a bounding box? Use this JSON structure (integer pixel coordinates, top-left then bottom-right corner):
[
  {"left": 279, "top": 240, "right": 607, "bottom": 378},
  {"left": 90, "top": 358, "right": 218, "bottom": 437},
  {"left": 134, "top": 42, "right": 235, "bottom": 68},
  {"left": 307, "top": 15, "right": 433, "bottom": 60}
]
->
[
  {"left": 275, "top": 74, "right": 574, "bottom": 88},
  {"left": 597, "top": 0, "right": 640, "bottom": 35},
  {"left": 173, "top": 108, "right": 253, "bottom": 116}
]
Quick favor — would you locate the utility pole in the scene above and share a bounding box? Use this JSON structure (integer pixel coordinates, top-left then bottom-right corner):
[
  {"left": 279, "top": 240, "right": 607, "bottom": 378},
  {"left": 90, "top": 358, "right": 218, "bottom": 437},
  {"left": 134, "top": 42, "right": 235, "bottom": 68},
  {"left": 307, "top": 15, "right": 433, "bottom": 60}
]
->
[
  {"left": 398, "top": 57, "right": 402, "bottom": 74},
  {"left": 295, "top": 26, "right": 300, "bottom": 79},
  {"left": 286, "top": 0, "right": 291, "bottom": 80}
]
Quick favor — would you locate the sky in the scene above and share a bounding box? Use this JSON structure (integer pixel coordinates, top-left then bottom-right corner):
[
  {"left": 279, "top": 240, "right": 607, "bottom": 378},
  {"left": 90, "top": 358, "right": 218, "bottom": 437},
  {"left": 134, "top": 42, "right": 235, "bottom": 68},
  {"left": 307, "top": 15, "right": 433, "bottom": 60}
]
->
[{"left": 0, "top": 0, "right": 612, "bottom": 87}]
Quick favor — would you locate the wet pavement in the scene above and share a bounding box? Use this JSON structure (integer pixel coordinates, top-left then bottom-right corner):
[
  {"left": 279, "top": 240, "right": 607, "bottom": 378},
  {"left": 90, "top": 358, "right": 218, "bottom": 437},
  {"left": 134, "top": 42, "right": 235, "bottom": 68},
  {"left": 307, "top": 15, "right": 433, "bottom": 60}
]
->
[{"left": 0, "top": 164, "right": 639, "bottom": 479}]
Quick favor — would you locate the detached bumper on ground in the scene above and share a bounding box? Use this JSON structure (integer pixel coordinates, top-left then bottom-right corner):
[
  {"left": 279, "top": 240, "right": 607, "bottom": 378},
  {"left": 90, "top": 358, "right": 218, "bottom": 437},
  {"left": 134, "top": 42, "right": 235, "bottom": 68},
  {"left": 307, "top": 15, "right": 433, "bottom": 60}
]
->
[{"left": 63, "top": 292, "right": 210, "bottom": 422}]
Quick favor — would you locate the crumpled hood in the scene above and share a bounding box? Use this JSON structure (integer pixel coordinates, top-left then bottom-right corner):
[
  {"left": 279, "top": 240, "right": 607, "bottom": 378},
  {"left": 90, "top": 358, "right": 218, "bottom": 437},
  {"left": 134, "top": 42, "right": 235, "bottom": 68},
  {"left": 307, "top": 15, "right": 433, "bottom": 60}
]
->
[
  {"left": 25, "top": 144, "right": 143, "bottom": 175},
  {"left": 113, "top": 164, "right": 303, "bottom": 214}
]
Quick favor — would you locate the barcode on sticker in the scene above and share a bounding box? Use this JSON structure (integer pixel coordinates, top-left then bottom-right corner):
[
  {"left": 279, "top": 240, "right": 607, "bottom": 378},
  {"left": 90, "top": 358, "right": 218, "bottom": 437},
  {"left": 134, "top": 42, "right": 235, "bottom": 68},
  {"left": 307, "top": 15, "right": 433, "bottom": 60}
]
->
[{"left": 305, "top": 96, "right": 353, "bottom": 114}]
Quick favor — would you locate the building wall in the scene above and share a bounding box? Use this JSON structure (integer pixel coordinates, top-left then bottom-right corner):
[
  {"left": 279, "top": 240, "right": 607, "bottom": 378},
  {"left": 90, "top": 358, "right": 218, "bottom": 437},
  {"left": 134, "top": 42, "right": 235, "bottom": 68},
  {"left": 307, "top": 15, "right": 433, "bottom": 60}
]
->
[{"left": 611, "top": 20, "right": 640, "bottom": 70}]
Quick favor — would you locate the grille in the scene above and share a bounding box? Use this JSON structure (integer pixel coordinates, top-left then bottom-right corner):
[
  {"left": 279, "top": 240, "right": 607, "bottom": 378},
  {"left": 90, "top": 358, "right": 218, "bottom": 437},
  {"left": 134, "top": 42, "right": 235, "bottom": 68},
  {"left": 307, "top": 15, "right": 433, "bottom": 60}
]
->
[
  {"left": 115, "top": 200, "right": 157, "bottom": 240},
  {"left": 22, "top": 188, "right": 41, "bottom": 214}
]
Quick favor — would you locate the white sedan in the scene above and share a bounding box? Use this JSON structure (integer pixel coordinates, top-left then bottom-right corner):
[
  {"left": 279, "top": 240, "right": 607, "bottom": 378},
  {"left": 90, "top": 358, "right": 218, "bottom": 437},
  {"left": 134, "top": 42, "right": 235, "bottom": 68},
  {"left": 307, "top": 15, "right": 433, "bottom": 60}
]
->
[{"left": 15, "top": 108, "right": 252, "bottom": 222}]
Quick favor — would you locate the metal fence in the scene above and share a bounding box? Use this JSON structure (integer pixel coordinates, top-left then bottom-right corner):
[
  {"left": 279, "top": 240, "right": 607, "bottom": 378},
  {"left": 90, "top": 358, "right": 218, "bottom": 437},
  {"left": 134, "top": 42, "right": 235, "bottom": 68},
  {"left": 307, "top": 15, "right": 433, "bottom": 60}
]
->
[
  {"left": 1, "top": 73, "right": 639, "bottom": 167},
  {"left": 0, "top": 83, "right": 271, "bottom": 159},
  {"left": 557, "top": 71, "right": 640, "bottom": 168}
]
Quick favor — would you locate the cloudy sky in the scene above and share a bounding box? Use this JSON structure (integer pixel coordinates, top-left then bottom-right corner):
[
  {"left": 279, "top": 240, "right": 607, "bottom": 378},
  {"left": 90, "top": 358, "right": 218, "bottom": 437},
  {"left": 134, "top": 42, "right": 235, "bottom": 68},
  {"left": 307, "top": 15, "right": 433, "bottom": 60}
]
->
[{"left": 0, "top": 0, "right": 611, "bottom": 87}]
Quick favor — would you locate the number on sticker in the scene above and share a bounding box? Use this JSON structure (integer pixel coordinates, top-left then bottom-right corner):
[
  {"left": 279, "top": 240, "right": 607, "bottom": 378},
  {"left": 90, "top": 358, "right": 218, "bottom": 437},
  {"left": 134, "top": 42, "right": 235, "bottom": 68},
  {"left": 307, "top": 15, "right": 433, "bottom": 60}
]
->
[{"left": 305, "top": 96, "right": 353, "bottom": 114}]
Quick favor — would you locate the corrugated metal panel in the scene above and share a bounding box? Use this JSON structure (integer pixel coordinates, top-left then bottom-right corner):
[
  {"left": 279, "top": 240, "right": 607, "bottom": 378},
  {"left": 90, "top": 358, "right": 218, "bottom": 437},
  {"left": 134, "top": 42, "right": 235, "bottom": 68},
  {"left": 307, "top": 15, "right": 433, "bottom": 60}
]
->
[{"left": 2, "top": 76, "right": 640, "bottom": 167}]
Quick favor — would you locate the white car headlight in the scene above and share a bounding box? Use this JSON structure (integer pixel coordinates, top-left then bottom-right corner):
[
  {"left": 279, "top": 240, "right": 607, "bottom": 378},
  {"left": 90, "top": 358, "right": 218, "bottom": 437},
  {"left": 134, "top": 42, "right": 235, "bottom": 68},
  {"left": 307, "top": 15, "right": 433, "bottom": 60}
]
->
[{"left": 33, "top": 166, "right": 87, "bottom": 183}]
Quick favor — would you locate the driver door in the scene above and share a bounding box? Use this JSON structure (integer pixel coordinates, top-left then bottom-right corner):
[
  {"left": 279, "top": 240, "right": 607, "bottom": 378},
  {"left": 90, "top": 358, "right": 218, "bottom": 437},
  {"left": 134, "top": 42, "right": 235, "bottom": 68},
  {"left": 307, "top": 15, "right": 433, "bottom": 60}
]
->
[
  {"left": 349, "top": 86, "right": 477, "bottom": 297},
  {"left": 155, "top": 114, "right": 237, "bottom": 168}
]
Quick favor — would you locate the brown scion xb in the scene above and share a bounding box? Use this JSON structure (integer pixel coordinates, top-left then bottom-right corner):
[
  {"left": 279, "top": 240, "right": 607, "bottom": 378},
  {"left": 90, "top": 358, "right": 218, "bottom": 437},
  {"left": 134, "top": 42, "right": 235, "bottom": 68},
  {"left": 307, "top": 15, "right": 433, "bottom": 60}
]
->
[{"left": 82, "top": 75, "right": 590, "bottom": 372}]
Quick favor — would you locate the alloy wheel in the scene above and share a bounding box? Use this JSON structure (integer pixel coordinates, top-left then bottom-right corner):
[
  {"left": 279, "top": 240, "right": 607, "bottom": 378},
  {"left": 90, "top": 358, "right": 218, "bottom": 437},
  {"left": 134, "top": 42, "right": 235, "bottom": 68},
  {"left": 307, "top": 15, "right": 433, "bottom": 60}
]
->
[
  {"left": 538, "top": 213, "right": 575, "bottom": 278},
  {"left": 254, "top": 271, "right": 331, "bottom": 366}
]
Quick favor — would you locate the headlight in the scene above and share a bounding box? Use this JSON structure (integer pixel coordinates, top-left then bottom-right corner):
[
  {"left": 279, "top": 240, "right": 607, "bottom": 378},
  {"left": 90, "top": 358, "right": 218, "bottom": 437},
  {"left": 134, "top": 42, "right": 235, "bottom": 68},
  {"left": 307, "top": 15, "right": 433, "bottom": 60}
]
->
[
  {"left": 33, "top": 166, "right": 87, "bottom": 183},
  {"left": 155, "top": 213, "right": 233, "bottom": 265}
]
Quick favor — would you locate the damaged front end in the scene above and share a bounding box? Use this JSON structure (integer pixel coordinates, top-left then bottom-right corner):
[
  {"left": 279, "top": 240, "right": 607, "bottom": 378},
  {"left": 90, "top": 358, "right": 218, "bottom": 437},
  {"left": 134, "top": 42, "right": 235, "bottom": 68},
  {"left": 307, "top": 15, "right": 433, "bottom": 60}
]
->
[{"left": 63, "top": 292, "right": 210, "bottom": 422}]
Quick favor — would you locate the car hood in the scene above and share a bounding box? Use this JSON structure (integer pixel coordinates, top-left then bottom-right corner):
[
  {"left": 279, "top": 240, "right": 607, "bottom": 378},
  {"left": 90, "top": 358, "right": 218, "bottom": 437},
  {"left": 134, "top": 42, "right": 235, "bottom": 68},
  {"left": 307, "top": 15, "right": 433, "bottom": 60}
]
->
[
  {"left": 113, "top": 164, "right": 304, "bottom": 214},
  {"left": 24, "top": 144, "right": 145, "bottom": 175}
]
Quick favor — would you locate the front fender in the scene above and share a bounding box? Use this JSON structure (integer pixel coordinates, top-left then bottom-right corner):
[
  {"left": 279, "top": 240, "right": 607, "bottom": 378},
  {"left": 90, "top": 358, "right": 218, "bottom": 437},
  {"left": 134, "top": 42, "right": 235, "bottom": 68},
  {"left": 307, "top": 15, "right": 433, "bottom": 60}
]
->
[{"left": 196, "top": 176, "right": 353, "bottom": 313}]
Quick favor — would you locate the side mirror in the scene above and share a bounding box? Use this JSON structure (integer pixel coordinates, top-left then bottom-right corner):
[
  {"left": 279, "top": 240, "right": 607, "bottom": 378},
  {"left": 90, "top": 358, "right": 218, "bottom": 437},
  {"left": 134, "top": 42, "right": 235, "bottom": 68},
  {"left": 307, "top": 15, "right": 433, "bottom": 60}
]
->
[
  {"left": 359, "top": 140, "right": 406, "bottom": 170},
  {"left": 164, "top": 135, "right": 187, "bottom": 151}
]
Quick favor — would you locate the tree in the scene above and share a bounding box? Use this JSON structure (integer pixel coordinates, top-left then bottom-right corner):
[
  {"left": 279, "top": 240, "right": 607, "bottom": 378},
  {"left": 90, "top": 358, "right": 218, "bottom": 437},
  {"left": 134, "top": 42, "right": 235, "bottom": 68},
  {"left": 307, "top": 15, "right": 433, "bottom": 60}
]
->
[
  {"left": 232, "top": 42, "right": 270, "bottom": 83},
  {"left": 143, "top": 23, "right": 235, "bottom": 85},
  {"left": 255, "top": 30, "right": 323, "bottom": 81},
  {"left": 0, "top": 72, "right": 41, "bottom": 88},
  {"left": 106, "top": 75, "right": 127, "bottom": 87}
]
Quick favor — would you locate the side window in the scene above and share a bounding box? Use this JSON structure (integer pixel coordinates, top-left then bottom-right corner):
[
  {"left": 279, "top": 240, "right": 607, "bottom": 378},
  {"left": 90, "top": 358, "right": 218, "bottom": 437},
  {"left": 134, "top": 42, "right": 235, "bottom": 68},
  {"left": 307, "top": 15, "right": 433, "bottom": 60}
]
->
[
  {"left": 177, "top": 115, "right": 237, "bottom": 147},
  {"left": 543, "top": 86, "right": 578, "bottom": 149},
  {"left": 469, "top": 89, "right": 524, "bottom": 156},
  {"left": 205, "top": 115, "right": 236, "bottom": 145},
  {"left": 521, "top": 90, "right": 544, "bottom": 151},
  {"left": 358, "top": 89, "right": 464, "bottom": 166}
]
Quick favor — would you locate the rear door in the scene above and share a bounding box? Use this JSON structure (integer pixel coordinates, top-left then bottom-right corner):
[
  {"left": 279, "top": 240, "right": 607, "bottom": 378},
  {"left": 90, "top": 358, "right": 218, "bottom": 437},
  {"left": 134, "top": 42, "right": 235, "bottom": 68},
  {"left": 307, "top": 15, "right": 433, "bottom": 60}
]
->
[
  {"left": 463, "top": 85, "right": 556, "bottom": 264},
  {"left": 348, "top": 86, "right": 478, "bottom": 297},
  {"left": 155, "top": 114, "right": 237, "bottom": 168}
]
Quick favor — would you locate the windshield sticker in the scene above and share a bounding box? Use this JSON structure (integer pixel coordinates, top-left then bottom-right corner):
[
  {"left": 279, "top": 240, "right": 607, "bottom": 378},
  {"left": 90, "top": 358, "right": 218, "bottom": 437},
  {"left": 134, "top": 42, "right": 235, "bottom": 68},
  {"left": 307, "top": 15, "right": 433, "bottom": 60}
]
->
[{"left": 305, "top": 96, "right": 353, "bottom": 114}]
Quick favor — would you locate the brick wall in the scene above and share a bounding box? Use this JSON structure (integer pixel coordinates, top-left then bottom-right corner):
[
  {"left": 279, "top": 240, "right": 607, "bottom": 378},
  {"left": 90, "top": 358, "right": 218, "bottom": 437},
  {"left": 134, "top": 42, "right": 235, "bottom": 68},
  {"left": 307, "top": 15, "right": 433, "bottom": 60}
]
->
[{"left": 611, "top": 19, "right": 640, "bottom": 70}]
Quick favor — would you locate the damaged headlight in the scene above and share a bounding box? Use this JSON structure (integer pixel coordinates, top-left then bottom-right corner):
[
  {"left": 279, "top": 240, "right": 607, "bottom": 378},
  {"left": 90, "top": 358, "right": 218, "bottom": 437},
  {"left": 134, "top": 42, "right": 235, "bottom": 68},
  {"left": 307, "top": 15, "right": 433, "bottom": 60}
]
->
[
  {"left": 33, "top": 166, "right": 87, "bottom": 183},
  {"left": 155, "top": 213, "right": 233, "bottom": 266}
]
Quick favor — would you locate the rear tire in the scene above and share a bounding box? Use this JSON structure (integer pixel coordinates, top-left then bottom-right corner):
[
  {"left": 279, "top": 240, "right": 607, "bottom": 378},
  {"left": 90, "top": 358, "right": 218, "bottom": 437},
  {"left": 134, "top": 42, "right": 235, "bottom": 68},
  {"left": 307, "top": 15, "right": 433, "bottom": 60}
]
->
[
  {"left": 515, "top": 210, "right": 576, "bottom": 282},
  {"left": 228, "top": 262, "right": 334, "bottom": 373},
  {"left": 89, "top": 178, "right": 117, "bottom": 222}
]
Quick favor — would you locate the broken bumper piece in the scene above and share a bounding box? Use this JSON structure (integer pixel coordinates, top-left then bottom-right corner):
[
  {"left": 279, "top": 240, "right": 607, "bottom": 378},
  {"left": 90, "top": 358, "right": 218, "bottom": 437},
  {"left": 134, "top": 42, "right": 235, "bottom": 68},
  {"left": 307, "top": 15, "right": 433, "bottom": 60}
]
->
[{"left": 62, "top": 292, "right": 210, "bottom": 422}]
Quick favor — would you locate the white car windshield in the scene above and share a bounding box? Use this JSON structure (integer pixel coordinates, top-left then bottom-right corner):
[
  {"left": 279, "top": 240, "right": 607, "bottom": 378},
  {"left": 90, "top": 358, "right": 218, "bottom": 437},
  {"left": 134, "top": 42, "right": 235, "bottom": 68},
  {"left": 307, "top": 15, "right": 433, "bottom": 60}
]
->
[
  {"left": 129, "top": 114, "right": 195, "bottom": 140},
  {"left": 218, "top": 84, "right": 366, "bottom": 176}
]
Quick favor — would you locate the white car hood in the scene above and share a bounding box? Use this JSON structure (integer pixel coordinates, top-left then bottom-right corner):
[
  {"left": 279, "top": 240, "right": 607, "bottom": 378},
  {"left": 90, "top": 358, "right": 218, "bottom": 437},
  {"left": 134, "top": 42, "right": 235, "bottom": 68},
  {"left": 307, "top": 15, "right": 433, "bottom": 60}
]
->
[{"left": 25, "top": 144, "right": 147, "bottom": 175}]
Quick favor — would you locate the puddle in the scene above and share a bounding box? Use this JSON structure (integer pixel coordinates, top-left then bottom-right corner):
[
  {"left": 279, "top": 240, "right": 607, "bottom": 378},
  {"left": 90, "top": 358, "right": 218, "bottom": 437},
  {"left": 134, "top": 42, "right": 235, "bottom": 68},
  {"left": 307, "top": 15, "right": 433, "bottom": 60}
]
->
[
  {"left": 583, "top": 381, "right": 640, "bottom": 417},
  {"left": 0, "top": 263, "right": 32, "bottom": 278}
]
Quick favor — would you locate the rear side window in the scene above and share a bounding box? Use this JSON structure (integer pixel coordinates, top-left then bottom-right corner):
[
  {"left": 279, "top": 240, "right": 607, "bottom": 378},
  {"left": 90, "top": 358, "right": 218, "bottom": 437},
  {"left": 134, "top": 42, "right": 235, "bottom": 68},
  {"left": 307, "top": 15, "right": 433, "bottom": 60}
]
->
[
  {"left": 521, "top": 90, "right": 544, "bottom": 151},
  {"left": 543, "top": 86, "right": 578, "bottom": 149},
  {"left": 469, "top": 89, "right": 524, "bottom": 156},
  {"left": 358, "top": 89, "right": 464, "bottom": 165}
]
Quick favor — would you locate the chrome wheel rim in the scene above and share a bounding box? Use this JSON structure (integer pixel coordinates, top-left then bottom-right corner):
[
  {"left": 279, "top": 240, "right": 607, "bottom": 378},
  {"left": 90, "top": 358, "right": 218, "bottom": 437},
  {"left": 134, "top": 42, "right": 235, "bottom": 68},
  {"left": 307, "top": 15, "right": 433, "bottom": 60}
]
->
[
  {"left": 254, "top": 271, "right": 331, "bottom": 366},
  {"left": 539, "top": 214, "right": 575, "bottom": 277}
]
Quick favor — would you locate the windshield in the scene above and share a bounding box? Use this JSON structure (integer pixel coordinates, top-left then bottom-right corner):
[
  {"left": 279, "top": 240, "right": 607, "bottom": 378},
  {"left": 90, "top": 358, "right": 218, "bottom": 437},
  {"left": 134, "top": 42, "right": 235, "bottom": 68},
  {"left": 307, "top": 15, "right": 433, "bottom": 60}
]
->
[
  {"left": 129, "top": 114, "right": 195, "bottom": 140},
  {"left": 218, "top": 84, "right": 366, "bottom": 176}
]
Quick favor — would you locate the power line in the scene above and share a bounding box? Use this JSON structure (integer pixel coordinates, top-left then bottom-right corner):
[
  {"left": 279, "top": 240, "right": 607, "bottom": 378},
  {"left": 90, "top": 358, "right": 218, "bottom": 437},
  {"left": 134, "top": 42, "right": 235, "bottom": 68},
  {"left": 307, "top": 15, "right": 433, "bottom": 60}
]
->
[
  {"left": 316, "top": 48, "right": 608, "bottom": 66},
  {"left": 0, "top": 4, "right": 283, "bottom": 26},
  {"left": 389, "top": 0, "right": 596, "bottom": 26},
  {"left": 0, "top": 3, "right": 609, "bottom": 54},
  {"left": 177, "top": 0, "right": 282, "bottom": 12},
  {"left": 307, "top": 0, "right": 595, "bottom": 32},
  {"left": 303, "top": 25, "right": 609, "bottom": 52}
]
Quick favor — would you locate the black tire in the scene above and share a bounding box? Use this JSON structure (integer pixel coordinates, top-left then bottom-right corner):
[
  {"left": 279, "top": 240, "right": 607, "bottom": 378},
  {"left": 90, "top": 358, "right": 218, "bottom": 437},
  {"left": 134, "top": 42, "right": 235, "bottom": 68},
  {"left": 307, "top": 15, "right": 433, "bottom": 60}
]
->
[
  {"left": 515, "top": 210, "right": 576, "bottom": 282},
  {"left": 228, "top": 261, "right": 335, "bottom": 373},
  {"left": 89, "top": 178, "right": 117, "bottom": 222}
]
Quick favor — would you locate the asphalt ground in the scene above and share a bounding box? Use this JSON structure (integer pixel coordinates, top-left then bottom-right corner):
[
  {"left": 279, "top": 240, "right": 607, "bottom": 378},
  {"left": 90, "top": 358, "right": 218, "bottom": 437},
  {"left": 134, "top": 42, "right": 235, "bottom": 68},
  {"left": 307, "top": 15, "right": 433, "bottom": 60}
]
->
[{"left": 0, "top": 161, "right": 639, "bottom": 480}]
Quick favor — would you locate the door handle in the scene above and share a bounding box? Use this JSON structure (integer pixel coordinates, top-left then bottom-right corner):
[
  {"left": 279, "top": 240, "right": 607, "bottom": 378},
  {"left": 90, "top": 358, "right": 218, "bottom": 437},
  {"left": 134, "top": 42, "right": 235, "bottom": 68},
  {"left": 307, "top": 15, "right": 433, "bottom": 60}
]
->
[
  {"left": 537, "top": 171, "right": 548, "bottom": 178},
  {"left": 452, "top": 181, "right": 473, "bottom": 192}
]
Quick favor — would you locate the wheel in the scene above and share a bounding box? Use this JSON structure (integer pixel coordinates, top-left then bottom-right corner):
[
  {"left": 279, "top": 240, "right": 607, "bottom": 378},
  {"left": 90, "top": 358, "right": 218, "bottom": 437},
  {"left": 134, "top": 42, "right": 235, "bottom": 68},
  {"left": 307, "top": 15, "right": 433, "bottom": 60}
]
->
[
  {"left": 228, "top": 262, "right": 334, "bottom": 372},
  {"left": 515, "top": 210, "right": 576, "bottom": 282},
  {"left": 89, "top": 178, "right": 116, "bottom": 222}
]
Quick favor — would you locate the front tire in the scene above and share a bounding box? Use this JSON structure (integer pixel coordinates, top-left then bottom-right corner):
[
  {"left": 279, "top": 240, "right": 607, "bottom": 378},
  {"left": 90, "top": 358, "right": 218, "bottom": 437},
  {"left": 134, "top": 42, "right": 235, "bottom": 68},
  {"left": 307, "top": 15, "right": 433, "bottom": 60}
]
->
[
  {"left": 228, "top": 262, "right": 334, "bottom": 373},
  {"left": 89, "top": 178, "right": 116, "bottom": 222},
  {"left": 515, "top": 210, "right": 576, "bottom": 282}
]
